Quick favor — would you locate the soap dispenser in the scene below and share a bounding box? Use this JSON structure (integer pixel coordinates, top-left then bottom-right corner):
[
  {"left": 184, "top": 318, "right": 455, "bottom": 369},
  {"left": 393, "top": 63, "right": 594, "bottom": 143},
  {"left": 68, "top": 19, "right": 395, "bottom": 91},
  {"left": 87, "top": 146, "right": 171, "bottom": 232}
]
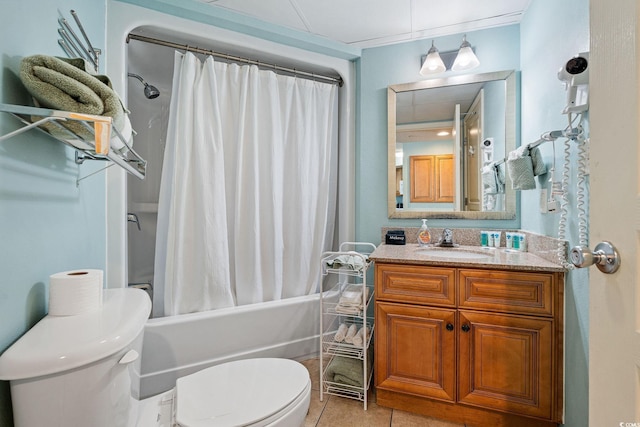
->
[{"left": 417, "top": 219, "right": 431, "bottom": 247}]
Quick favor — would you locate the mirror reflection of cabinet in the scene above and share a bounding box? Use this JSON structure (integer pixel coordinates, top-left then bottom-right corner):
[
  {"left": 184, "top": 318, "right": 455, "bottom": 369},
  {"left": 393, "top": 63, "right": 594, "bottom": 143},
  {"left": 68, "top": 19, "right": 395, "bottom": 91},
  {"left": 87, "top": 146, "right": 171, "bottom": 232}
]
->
[
  {"left": 409, "top": 154, "right": 453, "bottom": 203},
  {"left": 395, "top": 166, "right": 403, "bottom": 196},
  {"left": 436, "top": 155, "right": 454, "bottom": 203},
  {"left": 463, "top": 96, "right": 482, "bottom": 211}
]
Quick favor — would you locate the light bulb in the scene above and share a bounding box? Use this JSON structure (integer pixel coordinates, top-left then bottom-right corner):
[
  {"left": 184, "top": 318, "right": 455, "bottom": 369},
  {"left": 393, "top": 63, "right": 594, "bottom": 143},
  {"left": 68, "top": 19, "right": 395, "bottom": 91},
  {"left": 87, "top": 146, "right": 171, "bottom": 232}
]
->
[
  {"left": 451, "top": 36, "right": 480, "bottom": 71},
  {"left": 420, "top": 41, "right": 446, "bottom": 75}
]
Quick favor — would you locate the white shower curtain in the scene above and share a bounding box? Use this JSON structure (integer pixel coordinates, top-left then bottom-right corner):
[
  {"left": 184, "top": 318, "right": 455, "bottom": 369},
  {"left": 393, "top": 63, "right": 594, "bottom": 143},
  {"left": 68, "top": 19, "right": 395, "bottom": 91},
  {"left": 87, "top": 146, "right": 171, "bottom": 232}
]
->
[{"left": 154, "top": 52, "right": 338, "bottom": 316}]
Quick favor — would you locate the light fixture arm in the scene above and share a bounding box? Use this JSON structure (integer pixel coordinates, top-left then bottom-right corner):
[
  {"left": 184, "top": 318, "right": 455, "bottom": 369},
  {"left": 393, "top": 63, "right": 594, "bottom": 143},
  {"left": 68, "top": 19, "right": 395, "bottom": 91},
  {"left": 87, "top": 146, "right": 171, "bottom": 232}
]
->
[{"left": 459, "top": 35, "right": 472, "bottom": 50}]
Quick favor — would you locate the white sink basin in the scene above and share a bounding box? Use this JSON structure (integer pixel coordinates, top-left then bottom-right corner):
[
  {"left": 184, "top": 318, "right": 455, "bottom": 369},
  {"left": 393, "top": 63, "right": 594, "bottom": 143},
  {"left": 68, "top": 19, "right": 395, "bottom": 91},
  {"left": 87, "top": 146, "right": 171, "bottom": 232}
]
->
[{"left": 416, "top": 248, "right": 493, "bottom": 260}]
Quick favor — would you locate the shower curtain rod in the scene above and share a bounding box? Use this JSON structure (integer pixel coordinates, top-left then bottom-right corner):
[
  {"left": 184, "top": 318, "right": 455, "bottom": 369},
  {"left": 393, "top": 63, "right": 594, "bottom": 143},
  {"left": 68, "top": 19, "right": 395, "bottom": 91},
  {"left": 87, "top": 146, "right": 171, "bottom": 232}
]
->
[{"left": 126, "top": 33, "right": 344, "bottom": 87}]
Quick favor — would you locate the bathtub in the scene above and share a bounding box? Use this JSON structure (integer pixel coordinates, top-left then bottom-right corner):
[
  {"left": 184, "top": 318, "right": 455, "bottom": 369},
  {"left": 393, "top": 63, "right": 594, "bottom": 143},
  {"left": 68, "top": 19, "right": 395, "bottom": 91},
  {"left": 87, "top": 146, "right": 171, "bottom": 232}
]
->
[{"left": 139, "top": 293, "right": 320, "bottom": 398}]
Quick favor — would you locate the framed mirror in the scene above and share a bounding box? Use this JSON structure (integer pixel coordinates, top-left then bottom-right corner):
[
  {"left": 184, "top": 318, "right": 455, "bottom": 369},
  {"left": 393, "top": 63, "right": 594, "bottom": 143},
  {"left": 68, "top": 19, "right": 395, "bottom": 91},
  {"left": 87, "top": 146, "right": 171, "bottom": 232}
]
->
[{"left": 388, "top": 70, "right": 517, "bottom": 219}]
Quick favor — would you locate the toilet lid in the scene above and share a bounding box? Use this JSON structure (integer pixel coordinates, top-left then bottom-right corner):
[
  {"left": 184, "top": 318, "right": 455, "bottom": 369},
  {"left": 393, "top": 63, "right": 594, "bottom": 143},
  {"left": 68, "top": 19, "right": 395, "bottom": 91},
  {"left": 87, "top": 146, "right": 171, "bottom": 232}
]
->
[{"left": 175, "top": 358, "right": 310, "bottom": 427}]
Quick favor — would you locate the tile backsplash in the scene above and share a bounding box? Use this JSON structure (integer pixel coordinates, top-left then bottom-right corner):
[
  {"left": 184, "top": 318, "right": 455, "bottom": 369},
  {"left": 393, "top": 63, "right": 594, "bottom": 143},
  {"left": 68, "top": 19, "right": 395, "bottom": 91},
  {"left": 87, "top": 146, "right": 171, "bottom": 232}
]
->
[{"left": 380, "top": 227, "right": 567, "bottom": 266}]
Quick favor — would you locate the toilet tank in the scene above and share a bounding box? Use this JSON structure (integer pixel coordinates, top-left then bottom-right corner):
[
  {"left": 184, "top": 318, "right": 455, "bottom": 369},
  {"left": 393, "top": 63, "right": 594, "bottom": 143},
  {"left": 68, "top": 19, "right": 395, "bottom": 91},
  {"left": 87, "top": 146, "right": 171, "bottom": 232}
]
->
[{"left": 0, "top": 288, "right": 151, "bottom": 427}]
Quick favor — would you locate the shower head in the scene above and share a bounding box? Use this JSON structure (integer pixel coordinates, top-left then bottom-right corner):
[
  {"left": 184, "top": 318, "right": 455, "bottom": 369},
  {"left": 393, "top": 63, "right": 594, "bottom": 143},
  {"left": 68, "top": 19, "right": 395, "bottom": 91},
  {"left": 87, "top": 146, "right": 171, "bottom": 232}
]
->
[{"left": 127, "top": 72, "right": 160, "bottom": 99}]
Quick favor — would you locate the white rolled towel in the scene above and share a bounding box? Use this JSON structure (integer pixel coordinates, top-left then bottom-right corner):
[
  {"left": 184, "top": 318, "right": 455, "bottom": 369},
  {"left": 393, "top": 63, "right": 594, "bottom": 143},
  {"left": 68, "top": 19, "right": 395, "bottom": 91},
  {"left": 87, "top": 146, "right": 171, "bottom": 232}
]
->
[
  {"left": 352, "top": 326, "right": 369, "bottom": 347},
  {"left": 344, "top": 324, "right": 358, "bottom": 343},
  {"left": 334, "top": 323, "right": 348, "bottom": 342}
]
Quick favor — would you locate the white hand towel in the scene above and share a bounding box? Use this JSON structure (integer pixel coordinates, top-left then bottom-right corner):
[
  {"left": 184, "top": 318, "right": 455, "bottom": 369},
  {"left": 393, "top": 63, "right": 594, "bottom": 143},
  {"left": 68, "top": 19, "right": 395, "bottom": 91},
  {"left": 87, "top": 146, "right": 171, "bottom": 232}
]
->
[
  {"left": 352, "top": 326, "right": 369, "bottom": 347},
  {"left": 495, "top": 164, "right": 506, "bottom": 193},
  {"left": 334, "top": 323, "right": 348, "bottom": 342},
  {"left": 482, "top": 165, "right": 498, "bottom": 194},
  {"left": 344, "top": 324, "right": 358, "bottom": 343}
]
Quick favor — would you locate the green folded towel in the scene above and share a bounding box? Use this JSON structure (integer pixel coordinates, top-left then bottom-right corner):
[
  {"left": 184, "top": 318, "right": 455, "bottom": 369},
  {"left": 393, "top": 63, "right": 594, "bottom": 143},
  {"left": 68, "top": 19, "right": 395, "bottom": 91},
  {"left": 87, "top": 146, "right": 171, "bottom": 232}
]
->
[
  {"left": 19, "top": 55, "right": 126, "bottom": 146},
  {"left": 325, "top": 351, "right": 373, "bottom": 388}
]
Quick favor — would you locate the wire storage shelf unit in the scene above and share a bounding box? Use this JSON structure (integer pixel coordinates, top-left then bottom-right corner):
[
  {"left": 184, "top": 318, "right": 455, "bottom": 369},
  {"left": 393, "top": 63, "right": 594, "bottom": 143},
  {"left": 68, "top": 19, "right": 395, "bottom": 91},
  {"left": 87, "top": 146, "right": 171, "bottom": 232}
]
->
[
  {"left": 319, "top": 241, "right": 376, "bottom": 410},
  {"left": 0, "top": 103, "right": 147, "bottom": 181}
]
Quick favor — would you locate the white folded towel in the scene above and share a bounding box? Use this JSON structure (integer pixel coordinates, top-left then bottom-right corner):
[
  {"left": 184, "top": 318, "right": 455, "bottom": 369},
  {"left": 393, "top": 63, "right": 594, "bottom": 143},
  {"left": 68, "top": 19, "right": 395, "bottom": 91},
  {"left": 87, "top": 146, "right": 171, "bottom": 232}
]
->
[
  {"left": 344, "top": 324, "right": 358, "bottom": 343},
  {"left": 340, "top": 284, "right": 362, "bottom": 303},
  {"left": 482, "top": 165, "right": 498, "bottom": 194},
  {"left": 334, "top": 323, "right": 348, "bottom": 342},
  {"left": 335, "top": 305, "right": 362, "bottom": 315},
  {"left": 338, "top": 285, "right": 369, "bottom": 306},
  {"left": 352, "top": 326, "right": 369, "bottom": 347}
]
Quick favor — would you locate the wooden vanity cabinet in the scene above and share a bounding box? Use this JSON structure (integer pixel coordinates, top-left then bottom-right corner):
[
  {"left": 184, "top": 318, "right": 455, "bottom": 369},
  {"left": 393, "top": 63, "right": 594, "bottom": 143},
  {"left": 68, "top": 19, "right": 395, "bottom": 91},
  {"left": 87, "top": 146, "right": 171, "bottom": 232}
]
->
[{"left": 375, "top": 263, "right": 564, "bottom": 427}]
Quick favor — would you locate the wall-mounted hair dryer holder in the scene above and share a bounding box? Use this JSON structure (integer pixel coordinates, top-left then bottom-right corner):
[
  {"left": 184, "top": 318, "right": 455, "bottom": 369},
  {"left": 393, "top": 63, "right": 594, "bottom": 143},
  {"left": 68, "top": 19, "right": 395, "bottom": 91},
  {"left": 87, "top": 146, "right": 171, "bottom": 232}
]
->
[{"left": 558, "top": 52, "right": 589, "bottom": 114}]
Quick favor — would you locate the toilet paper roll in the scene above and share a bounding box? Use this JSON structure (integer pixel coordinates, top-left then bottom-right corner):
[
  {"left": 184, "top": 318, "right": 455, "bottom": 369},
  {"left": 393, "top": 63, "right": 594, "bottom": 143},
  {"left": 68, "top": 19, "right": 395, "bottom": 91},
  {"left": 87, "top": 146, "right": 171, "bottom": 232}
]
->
[{"left": 49, "top": 269, "right": 104, "bottom": 316}]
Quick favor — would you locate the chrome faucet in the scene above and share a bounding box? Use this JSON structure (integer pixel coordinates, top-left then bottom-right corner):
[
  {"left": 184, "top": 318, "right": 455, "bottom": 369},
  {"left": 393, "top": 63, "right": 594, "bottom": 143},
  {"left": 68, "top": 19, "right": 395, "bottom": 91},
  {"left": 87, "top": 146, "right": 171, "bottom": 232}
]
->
[{"left": 437, "top": 228, "right": 456, "bottom": 247}]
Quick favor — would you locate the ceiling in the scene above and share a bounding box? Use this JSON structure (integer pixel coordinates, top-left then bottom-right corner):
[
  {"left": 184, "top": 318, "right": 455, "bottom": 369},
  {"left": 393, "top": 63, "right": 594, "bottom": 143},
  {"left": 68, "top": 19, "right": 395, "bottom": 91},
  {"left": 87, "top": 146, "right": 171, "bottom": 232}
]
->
[
  {"left": 198, "top": 0, "right": 532, "bottom": 48},
  {"left": 396, "top": 82, "right": 484, "bottom": 125}
]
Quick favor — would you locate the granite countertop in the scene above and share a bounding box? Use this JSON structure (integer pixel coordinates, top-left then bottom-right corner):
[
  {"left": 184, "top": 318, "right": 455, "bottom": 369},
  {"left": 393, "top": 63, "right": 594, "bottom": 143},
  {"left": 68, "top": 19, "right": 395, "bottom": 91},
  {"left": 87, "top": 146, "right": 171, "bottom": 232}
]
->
[{"left": 370, "top": 243, "right": 566, "bottom": 272}]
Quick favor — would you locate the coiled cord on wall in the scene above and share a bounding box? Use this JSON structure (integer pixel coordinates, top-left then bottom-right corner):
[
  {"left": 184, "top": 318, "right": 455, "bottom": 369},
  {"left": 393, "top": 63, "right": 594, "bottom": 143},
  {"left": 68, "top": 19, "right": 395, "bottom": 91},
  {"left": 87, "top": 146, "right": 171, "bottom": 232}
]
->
[
  {"left": 556, "top": 113, "right": 589, "bottom": 269},
  {"left": 576, "top": 133, "right": 589, "bottom": 247},
  {"left": 557, "top": 136, "right": 574, "bottom": 269}
]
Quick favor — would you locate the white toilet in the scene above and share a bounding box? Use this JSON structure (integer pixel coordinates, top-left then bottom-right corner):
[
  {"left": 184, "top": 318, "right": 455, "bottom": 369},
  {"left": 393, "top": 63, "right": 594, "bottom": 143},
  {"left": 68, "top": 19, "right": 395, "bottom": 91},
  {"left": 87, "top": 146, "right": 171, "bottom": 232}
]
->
[{"left": 0, "top": 288, "right": 311, "bottom": 427}]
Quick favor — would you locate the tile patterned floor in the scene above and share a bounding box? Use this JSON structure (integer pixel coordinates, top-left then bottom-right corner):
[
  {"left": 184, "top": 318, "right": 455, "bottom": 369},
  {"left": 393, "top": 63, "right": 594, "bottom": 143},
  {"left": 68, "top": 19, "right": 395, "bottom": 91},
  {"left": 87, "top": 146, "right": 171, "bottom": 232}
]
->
[{"left": 300, "top": 358, "right": 467, "bottom": 427}]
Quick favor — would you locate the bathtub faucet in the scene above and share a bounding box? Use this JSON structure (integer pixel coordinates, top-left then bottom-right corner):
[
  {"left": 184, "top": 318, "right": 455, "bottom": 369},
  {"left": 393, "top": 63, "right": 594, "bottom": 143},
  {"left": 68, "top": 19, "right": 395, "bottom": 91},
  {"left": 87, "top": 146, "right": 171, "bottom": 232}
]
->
[{"left": 127, "top": 213, "right": 141, "bottom": 231}]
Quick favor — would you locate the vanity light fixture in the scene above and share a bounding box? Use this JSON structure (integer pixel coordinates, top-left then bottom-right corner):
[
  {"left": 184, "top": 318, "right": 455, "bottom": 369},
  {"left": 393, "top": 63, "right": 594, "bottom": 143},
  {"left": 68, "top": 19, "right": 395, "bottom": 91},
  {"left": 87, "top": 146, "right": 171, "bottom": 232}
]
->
[
  {"left": 419, "top": 36, "right": 479, "bottom": 76},
  {"left": 451, "top": 35, "right": 480, "bottom": 71},
  {"left": 420, "top": 40, "right": 446, "bottom": 75}
]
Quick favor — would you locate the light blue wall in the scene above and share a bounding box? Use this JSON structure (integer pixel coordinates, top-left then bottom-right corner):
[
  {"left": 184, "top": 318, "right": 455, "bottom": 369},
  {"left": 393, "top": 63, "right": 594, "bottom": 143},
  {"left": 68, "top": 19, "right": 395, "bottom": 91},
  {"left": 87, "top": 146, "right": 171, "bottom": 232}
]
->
[
  {"left": 356, "top": 25, "right": 521, "bottom": 246},
  {"left": 520, "top": 0, "right": 589, "bottom": 426},
  {"left": 0, "top": 1, "right": 106, "bottom": 425}
]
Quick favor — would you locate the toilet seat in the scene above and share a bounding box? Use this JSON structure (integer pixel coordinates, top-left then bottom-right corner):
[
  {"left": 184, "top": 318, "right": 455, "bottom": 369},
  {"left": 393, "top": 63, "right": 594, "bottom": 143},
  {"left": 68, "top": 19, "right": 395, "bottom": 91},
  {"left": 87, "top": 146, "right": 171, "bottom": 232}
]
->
[{"left": 174, "top": 358, "right": 311, "bottom": 427}]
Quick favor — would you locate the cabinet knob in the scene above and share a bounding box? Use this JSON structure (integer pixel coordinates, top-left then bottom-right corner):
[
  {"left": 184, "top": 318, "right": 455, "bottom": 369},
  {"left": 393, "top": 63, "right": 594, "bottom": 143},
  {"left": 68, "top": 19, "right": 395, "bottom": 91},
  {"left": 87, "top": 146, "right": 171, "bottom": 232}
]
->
[
  {"left": 446, "top": 323, "right": 454, "bottom": 331},
  {"left": 461, "top": 324, "right": 471, "bottom": 332}
]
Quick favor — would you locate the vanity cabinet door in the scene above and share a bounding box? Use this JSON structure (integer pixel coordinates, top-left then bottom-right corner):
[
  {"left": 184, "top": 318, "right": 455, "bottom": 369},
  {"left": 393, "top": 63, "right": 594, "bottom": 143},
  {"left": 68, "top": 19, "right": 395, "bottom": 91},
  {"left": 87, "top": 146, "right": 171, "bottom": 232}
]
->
[
  {"left": 375, "top": 263, "right": 456, "bottom": 306},
  {"left": 458, "top": 310, "right": 553, "bottom": 420},
  {"left": 375, "top": 301, "right": 456, "bottom": 402},
  {"left": 458, "top": 269, "right": 554, "bottom": 316}
]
